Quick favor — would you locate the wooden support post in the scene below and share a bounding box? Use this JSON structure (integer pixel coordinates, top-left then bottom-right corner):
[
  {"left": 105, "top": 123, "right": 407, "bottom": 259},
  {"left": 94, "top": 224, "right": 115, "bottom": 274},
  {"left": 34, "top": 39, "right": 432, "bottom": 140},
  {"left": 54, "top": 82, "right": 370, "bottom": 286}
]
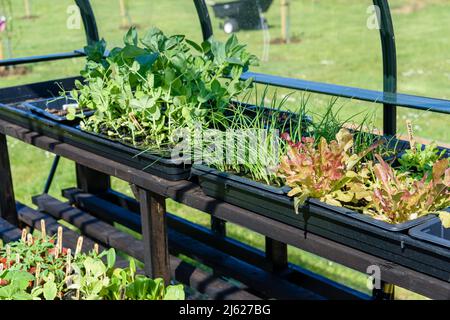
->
[
  {"left": 0, "top": 134, "right": 17, "bottom": 225},
  {"left": 211, "top": 216, "right": 226, "bottom": 237},
  {"left": 139, "top": 188, "right": 170, "bottom": 285},
  {"left": 265, "top": 237, "right": 288, "bottom": 273},
  {"left": 75, "top": 164, "right": 112, "bottom": 224},
  {"left": 75, "top": 164, "right": 110, "bottom": 194}
]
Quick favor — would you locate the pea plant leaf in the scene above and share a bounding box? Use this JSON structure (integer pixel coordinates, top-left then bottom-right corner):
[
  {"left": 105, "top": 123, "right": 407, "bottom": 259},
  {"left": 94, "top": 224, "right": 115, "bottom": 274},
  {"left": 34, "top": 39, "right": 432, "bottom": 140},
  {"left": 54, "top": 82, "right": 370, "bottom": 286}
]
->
[
  {"left": 124, "top": 26, "right": 138, "bottom": 46},
  {"left": 43, "top": 280, "right": 57, "bottom": 300},
  {"left": 106, "top": 248, "right": 116, "bottom": 270},
  {"left": 163, "top": 284, "right": 185, "bottom": 300},
  {"left": 71, "top": 26, "right": 258, "bottom": 156}
]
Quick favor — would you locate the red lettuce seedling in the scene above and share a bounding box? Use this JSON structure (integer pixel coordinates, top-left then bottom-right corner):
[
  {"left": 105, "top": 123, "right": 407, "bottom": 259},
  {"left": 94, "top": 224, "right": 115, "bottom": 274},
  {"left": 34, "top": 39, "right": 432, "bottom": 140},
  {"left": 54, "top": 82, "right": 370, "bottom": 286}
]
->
[
  {"left": 278, "top": 129, "right": 380, "bottom": 213},
  {"left": 369, "top": 156, "right": 450, "bottom": 224}
]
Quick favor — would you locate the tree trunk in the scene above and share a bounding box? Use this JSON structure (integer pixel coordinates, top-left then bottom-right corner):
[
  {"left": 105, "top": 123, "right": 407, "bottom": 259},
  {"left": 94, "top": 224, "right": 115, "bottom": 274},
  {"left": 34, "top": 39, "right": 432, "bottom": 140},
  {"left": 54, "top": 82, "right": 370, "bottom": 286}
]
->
[
  {"left": 24, "top": 0, "right": 31, "bottom": 18},
  {"left": 280, "top": 0, "right": 290, "bottom": 43},
  {"left": 119, "top": 0, "right": 129, "bottom": 28}
]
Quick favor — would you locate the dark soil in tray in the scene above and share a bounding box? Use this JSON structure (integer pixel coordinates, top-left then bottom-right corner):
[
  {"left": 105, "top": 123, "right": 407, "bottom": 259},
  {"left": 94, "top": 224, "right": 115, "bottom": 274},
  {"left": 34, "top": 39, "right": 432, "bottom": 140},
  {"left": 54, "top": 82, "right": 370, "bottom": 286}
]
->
[{"left": 23, "top": 97, "right": 94, "bottom": 122}]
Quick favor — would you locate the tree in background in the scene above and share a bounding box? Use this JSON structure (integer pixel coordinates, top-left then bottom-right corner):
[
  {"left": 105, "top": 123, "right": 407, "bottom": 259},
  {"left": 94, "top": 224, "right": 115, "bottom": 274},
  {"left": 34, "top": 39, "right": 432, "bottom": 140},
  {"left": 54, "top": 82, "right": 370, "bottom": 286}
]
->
[
  {"left": 280, "top": 0, "right": 291, "bottom": 43},
  {"left": 23, "top": 0, "right": 31, "bottom": 18},
  {"left": 119, "top": 0, "right": 132, "bottom": 29},
  {"left": 22, "top": 0, "right": 37, "bottom": 19}
]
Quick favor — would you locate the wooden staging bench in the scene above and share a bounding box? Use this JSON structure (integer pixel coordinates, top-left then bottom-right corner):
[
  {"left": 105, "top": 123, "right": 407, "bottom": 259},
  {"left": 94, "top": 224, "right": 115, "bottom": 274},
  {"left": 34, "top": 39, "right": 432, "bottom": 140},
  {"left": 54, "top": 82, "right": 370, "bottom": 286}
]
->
[{"left": 0, "top": 118, "right": 449, "bottom": 300}]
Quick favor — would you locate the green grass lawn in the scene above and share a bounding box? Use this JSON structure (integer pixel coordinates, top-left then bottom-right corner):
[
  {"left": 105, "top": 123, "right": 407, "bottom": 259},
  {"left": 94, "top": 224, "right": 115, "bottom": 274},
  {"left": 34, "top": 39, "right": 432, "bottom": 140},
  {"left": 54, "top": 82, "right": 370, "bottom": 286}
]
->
[{"left": 2, "top": 0, "right": 447, "bottom": 299}]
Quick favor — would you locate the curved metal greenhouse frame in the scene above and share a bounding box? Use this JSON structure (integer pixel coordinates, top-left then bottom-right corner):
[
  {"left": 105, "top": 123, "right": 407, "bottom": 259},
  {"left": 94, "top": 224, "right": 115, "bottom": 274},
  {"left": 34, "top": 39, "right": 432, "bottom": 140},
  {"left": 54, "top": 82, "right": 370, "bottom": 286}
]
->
[{"left": 194, "top": 0, "right": 449, "bottom": 135}]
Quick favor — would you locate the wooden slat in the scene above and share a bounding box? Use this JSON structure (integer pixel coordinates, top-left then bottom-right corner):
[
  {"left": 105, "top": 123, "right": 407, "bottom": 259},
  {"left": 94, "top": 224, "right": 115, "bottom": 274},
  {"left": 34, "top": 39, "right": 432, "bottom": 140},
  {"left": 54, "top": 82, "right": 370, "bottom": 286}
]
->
[
  {"left": 33, "top": 194, "right": 143, "bottom": 259},
  {"left": 63, "top": 189, "right": 142, "bottom": 231},
  {"left": 66, "top": 187, "right": 450, "bottom": 299},
  {"left": 170, "top": 257, "right": 257, "bottom": 300},
  {"left": 34, "top": 194, "right": 323, "bottom": 300},
  {"left": 33, "top": 194, "right": 259, "bottom": 300},
  {"left": 168, "top": 226, "right": 323, "bottom": 300},
  {"left": 1, "top": 120, "right": 448, "bottom": 299},
  {"left": 0, "top": 133, "right": 17, "bottom": 224},
  {"left": 18, "top": 204, "right": 99, "bottom": 253},
  {"left": 0, "top": 213, "right": 21, "bottom": 242},
  {"left": 64, "top": 187, "right": 272, "bottom": 269},
  {"left": 17, "top": 204, "right": 136, "bottom": 271},
  {"left": 63, "top": 188, "right": 369, "bottom": 300}
]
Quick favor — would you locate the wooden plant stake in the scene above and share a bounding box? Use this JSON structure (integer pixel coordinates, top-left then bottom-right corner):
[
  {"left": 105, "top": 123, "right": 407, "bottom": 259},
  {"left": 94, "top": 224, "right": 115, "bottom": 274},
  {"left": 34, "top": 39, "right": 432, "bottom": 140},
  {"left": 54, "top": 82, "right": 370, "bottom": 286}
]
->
[
  {"left": 0, "top": 264, "right": 3, "bottom": 273},
  {"left": 65, "top": 248, "right": 72, "bottom": 278},
  {"left": 15, "top": 253, "right": 20, "bottom": 264},
  {"left": 26, "top": 233, "right": 33, "bottom": 246},
  {"left": 75, "top": 236, "right": 83, "bottom": 256},
  {"left": 129, "top": 113, "right": 143, "bottom": 131},
  {"left": 40, "top": 219, "right": 46, "bottom": 240},
  {"left": 6, "top": 245, "right": 10, "bottom": 267},
  {"left": 35, "top": 263, "right": 41, "bottom": 288},
  {"left": 21, "top": 228, "right": 27, "bottom": 242},
  {"left": 65, "top": 249, "right": 73, "bottom": 288},
  {"left": 406, "top": 120, "right": 417, "bottom": 153},
  {"left": 57, "top": 226, "right": 63, "bottom": 255},
  {"left": 94, "top": 243, "right": 99, "bottom": 255}
]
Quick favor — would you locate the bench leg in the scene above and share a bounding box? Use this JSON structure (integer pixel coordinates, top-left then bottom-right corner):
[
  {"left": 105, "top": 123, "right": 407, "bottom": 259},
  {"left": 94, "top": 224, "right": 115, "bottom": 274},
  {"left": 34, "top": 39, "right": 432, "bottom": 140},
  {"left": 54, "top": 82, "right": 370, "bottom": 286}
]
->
[
  {"left": 265, "top": 237, "right": 288, "bottom": 273},
  {"left": 139, "top": 188, "right": 171, "bottom": 284},
  {"left": 211, "top": 216, "right": 226, "bottom": 237},
  {"left": 76, "top": 163, "right": 110, "bottom": 194},
  {"left": 0, "top": 134, "right": 17, "bottom": 225}
]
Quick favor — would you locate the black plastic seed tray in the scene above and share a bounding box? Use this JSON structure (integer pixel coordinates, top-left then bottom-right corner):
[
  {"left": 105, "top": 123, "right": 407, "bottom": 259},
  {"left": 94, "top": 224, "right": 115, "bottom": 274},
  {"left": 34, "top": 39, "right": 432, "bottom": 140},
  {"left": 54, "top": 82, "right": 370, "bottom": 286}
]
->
[
  {"left": 309, "top": 199, "right": 435, "bottom": 231},
  {"left": 191, "top": 164, "right": 435, "bottom": 231},
  {"left": 410, "top": 216, "right": 450, "bottom": 249},
  {"left": 23, "top": 97, "right": 94, "bottom": 122},
  {"left": 0, "top": 103, "right": 191, "bottom": 181},
  {"left": 192, "top": 164, "right": 450, "bottom": 281}
]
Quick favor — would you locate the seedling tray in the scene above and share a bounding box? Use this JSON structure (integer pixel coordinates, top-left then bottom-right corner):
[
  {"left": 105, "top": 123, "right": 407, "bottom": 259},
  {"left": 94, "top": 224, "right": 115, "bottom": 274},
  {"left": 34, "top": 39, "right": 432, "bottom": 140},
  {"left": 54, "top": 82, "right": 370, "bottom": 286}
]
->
[
  {"left": 0, "top": 103, "right": 191, "bottom": 180},
  {"left": 409, "top": 216, "right": 450, "bottom": 249},
  {"left": 191, "top": 164, "right": 434, "bottom": 231},
  {"left": 192, "top": 164, "right": 450, "bottom": 281},
  {"left": 23, "top": 97, "right": 94, "bottom": 122}
]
